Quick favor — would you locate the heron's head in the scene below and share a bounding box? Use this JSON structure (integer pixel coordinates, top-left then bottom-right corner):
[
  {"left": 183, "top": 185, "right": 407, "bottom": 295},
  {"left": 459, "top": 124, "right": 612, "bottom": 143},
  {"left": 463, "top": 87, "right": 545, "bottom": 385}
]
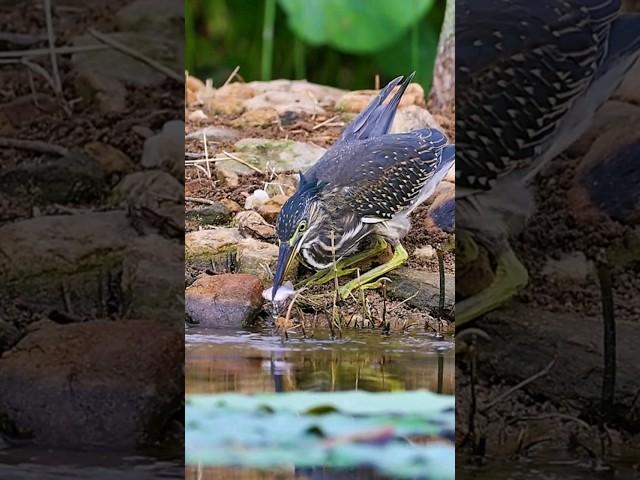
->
[{"left": 271, "top": 173, "right": 323, "bottom": 301}]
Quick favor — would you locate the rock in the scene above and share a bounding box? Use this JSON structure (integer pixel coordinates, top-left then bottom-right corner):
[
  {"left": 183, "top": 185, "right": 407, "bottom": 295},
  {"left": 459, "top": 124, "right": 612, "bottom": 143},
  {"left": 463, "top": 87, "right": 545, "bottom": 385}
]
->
[
  {"left": 187, "top": 109, "right": 208, "bottom": 121},
  {"left": 83, "top": 141, "right": 135, "bottom": 178},
  {"left": 336, "top": 83, "right": 425, "bottom": 114},
  {"left": 257, "top": 195, "right": 288, "bottom": 223},
  {"left": 232, "top": 107, "right": 280, "bottom": 128},
  {"left": 265, "top": 173, "right": 298, "bottom": 197},
  {"left": 185, "top": 273, "right": 263, "bottom": 328},
  {"left": 227, "top": 138, "right": 325, "bottom": 175},
  {"left": 0, "top": 320, "right": 182, "bottom": 447},
  {"left": 219, "top": 198, "right": 243, "bottom": 213},
  {"left": 0, "top": 318, "right": 20, "bottom": 352},
  {"left": 74, "top": 70, "right": 127, "bottom": 113},
  {"left": 141, "top": 120, "right": 184, "bottom": 179},
  {"left": 614, "top": 56, "right": 640, "bottom": 104},
  {"left": 110, "top": 170, "right": 183, "bottom": 237},
  {"left": 121, "top": 235, "right": 184, "bottom": 323},
  {"left": 0, "top": 152, "right": 106, "bottom": 206},
  {"left": 116, "top": 0, "right": 183, "bottom": 34},
  {"left": 0, "top": 212, "right": 137, "bottom": 314},
  {"left": 185, "top": 126, "right": 240, "bottom": 141},
  {"left": 246, "top": 80, "right": 345, "bottom": 107},
  {"left": 185, "top": 228, "right": 243, "bottom": 270},
  {"left": 244, "top": 189, "right": 270, "bottom": 210},
  {"left": 205, "top": 83, "right": 255, "bottom": 116},
  {"left": 234, "top": 210, "right": 276, "bottom": 239},
  {"left": 391, "top": 105, "right": 442, "bottom": 133},
  {"left": 569, "top": 101, "right": 640, "bottom": 157},
  {"left": 386, "top": 268, "right": 454, "bottom": 313},
  {"left": 186, "top": 203, "right": 232, "bottom": 227},
  {"left": 236, "top": 238, "right": 279, "bottom": 282},
  {"left": 414, "top": 245, "right": 436, "bottom": 260},
  {"left": 542, "top": 252, "right": 594, "bottom": 282},
  {"left": 215, "top": 166, "right": 240, "bottom": 188},
  {"left": 72, "top": 33, "right": 179, "bottom": 88},
  {"left": 243, "top": 91, "right": 325, "bottom": 115}
]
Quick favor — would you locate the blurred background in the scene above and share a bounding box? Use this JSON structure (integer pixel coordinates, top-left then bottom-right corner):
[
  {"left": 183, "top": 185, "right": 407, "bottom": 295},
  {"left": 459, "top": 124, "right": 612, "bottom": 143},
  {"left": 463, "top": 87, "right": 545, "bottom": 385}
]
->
[{"left": 185, "top": 0, "right": 446, "bottom": 91}]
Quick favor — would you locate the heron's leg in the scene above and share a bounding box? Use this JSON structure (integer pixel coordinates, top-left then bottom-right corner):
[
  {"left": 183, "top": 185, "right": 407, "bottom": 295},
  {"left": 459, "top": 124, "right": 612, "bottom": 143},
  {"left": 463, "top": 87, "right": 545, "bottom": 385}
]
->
[
  {"left": 302, "top": 237, "right": 389, "bottom": 286},
  {"left": 337, "top": 243, "right": 408, "bottom": 299},
  {"left": 456, "top": 247, "right": 528, "bottom": 326}
]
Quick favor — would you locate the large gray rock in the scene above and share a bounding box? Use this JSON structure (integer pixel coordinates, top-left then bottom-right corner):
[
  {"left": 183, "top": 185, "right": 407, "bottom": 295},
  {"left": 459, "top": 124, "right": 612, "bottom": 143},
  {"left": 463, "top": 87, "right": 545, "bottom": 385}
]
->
[
  {"left": 0, "top": 320, "right": 182, "bottom": 447},
  {"left": 185, "top": 274, "right": 264, "bottom": 328},
  {"left": 220, "top": 138, "right": 325, "bottom": 175},
  {"left": 386, "top": 268, "right": 454, "bottom": 314},
  {"left": 141, "top": 120, "right": 184, "bottom": 180}
]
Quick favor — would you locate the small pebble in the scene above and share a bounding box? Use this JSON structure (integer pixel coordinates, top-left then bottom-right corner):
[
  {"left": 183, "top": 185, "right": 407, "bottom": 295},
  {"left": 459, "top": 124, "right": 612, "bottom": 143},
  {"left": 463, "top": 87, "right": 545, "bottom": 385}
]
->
[{"left": 245, "top": 189, "right": 270, "bottom": 210}]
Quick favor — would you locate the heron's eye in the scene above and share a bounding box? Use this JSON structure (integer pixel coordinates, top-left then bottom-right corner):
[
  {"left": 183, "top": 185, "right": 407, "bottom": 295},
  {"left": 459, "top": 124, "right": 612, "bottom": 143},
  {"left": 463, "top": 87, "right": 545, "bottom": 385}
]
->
[{"left": 298, "top": 221, "right": 307, "bottom": 232}]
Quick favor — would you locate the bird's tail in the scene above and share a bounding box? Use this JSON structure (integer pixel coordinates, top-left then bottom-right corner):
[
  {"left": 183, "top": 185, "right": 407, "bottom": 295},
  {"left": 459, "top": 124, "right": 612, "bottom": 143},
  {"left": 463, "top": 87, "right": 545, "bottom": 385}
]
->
[{"left": 339, "top": 72, "right": 415, "bottom": 142}]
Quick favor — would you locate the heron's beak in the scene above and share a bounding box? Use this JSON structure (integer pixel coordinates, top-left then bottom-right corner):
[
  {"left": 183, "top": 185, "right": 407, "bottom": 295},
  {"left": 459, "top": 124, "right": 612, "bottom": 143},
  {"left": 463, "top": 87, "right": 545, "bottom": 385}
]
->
[{"left": 271, "top": 242, "right": 297, "bottom": 301}]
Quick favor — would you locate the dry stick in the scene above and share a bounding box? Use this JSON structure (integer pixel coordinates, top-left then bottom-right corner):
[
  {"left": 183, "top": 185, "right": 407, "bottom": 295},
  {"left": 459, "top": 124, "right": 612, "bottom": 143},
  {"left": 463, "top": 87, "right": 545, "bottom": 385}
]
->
[
  {"left": 221, "top": 65, "right": 240, "bottom": 88},
  {"left": 0, "top": 137, "right": 68, "bottom": 156},
  {"left": 597, "top": 260, "right": 616, "bottom": 419},
  {"left": 202, "top": 131, "right": 211, "bottom": 179},
  {"left": 312, "top": 115, "right": 340, "bottom": 130},
  {"left": 0, "top": 44, "right": 108, "bottom": 58},
  {"left": 88, "top": 28, "right": 183, "bottom": 83},
  {"left": 222, "top": 150, "right": 264, "bottom": 174},
  {"left": 388, "top": 289, "right": 420, "bottom": 311},
  {"left": 43, "top": 0, "right": 62, "bottom": 94},
  {"left": 480, "top": 359, "right": 556, "bottom": 413},
  {"left": 21, "top": 57, "right": 56, "bottom": 91},
  {"left": 185, "top": 196, "right": 218, "bottom": 205}
]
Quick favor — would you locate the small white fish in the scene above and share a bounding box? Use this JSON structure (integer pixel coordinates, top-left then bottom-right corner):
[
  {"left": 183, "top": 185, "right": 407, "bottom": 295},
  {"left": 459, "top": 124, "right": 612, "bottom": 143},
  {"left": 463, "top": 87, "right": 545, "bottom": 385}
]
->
[{"left": 262, "top": 281, "right": 296, "bottom": 302}]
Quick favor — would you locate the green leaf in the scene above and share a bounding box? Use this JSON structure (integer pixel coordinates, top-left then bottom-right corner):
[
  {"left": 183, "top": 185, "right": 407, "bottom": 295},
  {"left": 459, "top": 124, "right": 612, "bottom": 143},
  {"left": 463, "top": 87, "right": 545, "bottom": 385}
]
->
[{"left": 278, "top": 0, "right": 435, "bottom": 54}]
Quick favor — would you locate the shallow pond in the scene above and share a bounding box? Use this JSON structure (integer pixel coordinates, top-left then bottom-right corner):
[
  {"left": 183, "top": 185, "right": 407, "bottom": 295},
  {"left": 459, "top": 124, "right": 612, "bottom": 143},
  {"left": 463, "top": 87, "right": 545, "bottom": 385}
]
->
[
  {"left": 185, "top": 326, "right": 454, "bottom": 479},
  {"left": 186, "top": 327, "right": 454, "bottom": 395}
]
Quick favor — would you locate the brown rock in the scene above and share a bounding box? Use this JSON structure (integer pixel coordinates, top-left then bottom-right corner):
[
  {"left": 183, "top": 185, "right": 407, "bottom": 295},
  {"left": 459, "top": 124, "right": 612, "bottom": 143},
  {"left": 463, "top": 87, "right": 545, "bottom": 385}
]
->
[
  {"left": 185, "top": 273, "right": 264, "bottom": 328},
  {"left": 336, "top": 83, "right": 425, "bottom": 113},
  {"left": 84, "top": 141, "right": 135, "bottom": 177},
  {"left": 232, "top": 107, "right": 279, "bottom": 127},
  {"left": 219, "top": 198, "right": 242, "bottom": 213},
  {"left": 205, "top": 83, "right": 255, "bottom": 116},
  {"left": 74, "top": 70, "right": 127, "bottom": 113},
  {"left": 243, "top": 91, "right": 324, "bottom": 116},
  {"left": 257, "top": 195, "right": 288, "bottom": 223},
  {"left": 0, "top": 320, "right": 183, "bottom": 447},
  {"left": 234, "top": 210, "right": 276, "bottom": 239}
]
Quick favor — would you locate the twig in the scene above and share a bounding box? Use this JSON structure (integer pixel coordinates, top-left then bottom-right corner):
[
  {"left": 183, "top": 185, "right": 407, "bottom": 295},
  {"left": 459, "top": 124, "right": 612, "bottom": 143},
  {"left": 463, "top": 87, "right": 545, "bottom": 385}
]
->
[
  {"left": 312, "top": 115, "right": 340, "bottom": 130},
  {"left": 202, "top": 131, "right": 211, "bottom": 178},
  {"left": 0, "top": 32, "right": 47, "bottom": 46},
  {"left": 185, "top": 196, "right": 218, "bottom": 205},
  {"left": 480, "top": 359, "right": 556, "bottom": 412},
  {"left": 20, "top": 58, "right": 56, "bottom": 91},
  {"left": 0, "top": 137, "right": 68, "bottom": 156},
  {"left": 388, "top": 289, "right": 420, "bottom": 311},
  {"left": 222, "top": 150, "right": 264, "bottom": 174},
  {"left": 597, "top": 260, "right": 616, "bottom": 420},
  {"left": 0, "top": 44, "right": 108, "bottom": 58},
  {"left": 221, "top": 65, "right": 240, "bottom": 88},
  {"left": 88, "top": 28, "right": 183, "bottom": 83},
  {"left": 43, "top": 0, "right": 62, "bottom": 95}
]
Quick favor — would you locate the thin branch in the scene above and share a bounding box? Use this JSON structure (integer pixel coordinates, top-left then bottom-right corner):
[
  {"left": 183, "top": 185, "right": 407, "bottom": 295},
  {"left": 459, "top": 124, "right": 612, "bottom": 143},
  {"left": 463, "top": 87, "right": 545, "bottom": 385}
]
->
[
  {"left": 43, "top": 0, "right": 62, "bottom": 94},
  {"left": 88, "top": 28, "right": 183, "bottom": 83},
  {"left": 0, "top": 44, "right": 109, "bottom": 58},
  {"left": 480, "top": 359, "right": 556, "bottom": 412},
  {"left": 0, "top": 137, "right": 68, "bottom": 156},
  {"left": 222, "top": 150, "right": 264, "bottom": 174},
  {"left": 221, "top": 65, "right": 240, "bottom": 88},
  {"left": 185, "top": 197, "right": 218, "bottom": 205}
]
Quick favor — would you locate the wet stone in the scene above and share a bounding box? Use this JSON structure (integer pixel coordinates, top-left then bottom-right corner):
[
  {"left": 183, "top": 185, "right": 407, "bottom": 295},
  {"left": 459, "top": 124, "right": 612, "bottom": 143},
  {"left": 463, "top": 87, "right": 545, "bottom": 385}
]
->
[
  {"left": 386, "top": 268, "right": 454, "bottom": 314},
  {"left": 185, "top": 273, "right": 264, "bottom": 328},
  {"left": 185, "top": 227, "right": 243, "bottom": 271},
  {"left": 236, "top": 238, "right": 279, "bottom": 283}
]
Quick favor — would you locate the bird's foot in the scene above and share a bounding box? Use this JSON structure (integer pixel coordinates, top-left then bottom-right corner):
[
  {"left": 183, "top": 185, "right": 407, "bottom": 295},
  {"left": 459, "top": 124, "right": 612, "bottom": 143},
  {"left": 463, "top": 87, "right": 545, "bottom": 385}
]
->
[
  {"left": 456, "top": 248, "right": 528, "bottom": 327},
  {"left": 338, "top": 243, "right": 408, "bottom": 299},
  {"left": 302, "top": 237, "right": 389, "bottom": 287}
]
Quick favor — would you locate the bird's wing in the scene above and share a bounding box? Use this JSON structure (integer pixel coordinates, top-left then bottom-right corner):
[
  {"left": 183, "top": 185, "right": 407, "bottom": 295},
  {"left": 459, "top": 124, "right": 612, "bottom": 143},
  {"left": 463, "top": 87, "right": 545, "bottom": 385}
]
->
[
  {"left": 310, "top": 129, "right": 451, "bottom": 222},
  {"left": 455, "top": 0, "right": 621, "bottom": 191},
  {"left": 337, "top": 72, "right": 415, "bottom": 144}
]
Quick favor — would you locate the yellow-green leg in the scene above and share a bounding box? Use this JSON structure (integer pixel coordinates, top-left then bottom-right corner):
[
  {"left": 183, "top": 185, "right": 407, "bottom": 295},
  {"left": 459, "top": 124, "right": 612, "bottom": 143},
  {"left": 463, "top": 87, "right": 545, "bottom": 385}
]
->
[
  {"left": 338, "top": 243, "right": 409, "bottom": 299},
  {"left": 456, "top": 247, "right": 529, "bottom": 326},
  {"left": 302, "top": 237, "right": 389, "bottom": 287}
]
